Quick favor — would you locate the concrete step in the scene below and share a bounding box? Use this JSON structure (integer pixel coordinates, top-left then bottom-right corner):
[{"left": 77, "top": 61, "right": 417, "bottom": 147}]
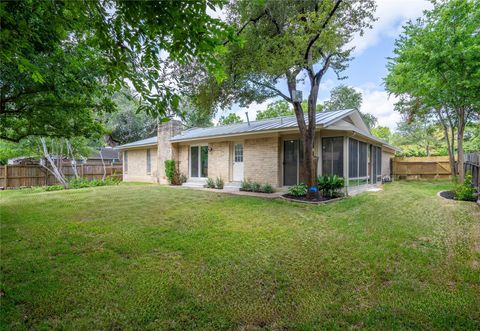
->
[
  {"left": 224, "top": 181, "right": 242, "bottom": 191},
  {"left": 182, "top": 178, "right": 206, "bottom": 188}
]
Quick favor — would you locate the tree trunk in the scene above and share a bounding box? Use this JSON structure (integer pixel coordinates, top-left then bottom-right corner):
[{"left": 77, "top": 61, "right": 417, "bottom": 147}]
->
[
  {"left": 436, "top": 108, "right": 456, "bottom": 177},
  {"left": 40, "top": 138, "right": 68, "bottom": 188},
  {"left": 457, "top": 108, "right": 465, "bottom": 184},
  {"left": 66, "top": 140, "right": 79, "bottom": 178}
]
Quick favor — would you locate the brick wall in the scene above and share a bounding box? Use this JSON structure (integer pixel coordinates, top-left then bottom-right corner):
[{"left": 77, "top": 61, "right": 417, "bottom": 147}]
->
[
  {"left": 177, "top": 144, "right": 189, "bottom": 177},
  {"left": 208, "top": 142, "right": 230, "bottom": 180},
  {"left": 244, "top": 137, "right": 280, "bottom": 187},
  {"left": 123, "top": 148, "right": 158, "bottom": 183}
]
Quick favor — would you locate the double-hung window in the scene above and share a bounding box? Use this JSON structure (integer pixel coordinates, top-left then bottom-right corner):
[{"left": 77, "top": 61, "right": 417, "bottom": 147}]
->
[{"left": 146, "top": 149, "right": 151, "bottom": 175}]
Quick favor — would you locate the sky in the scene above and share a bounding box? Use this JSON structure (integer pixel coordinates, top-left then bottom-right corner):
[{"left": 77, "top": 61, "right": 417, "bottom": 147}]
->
[{"left": 211, "top": 0, "right": 433, "bottom": 131}]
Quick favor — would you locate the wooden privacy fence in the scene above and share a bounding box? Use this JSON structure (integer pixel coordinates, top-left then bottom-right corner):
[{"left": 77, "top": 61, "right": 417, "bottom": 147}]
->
[
  {"left": 0, "top": 163, "right": 123, "bottom": 189},
  {"left": 392, "top": 156, "right": 452, "bottom": 180},
  {"left": 464, "top": 152, "right": 480, "bottom": 189}
]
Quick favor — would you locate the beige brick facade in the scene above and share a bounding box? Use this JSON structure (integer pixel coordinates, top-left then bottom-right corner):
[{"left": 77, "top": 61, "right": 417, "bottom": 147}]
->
[
  {"left": 244, "top": 137, "right": 281, "bottom": 187},
  {"left": 123, "top": 148, "right": 158, "bottom": 183},
  {"left": 176, "top": 144, "right": 189, "bottom": 177},
  {"left": 207, "top": 142, "right": 231, "bottom": 181}
]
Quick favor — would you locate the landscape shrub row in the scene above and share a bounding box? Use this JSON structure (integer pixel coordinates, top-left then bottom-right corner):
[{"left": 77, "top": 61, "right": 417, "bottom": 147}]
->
[
  {"left": 240, "top": 180, "right": 273, "bottom": 193},
  {"left": 288, "top": 175, "right": 344, "bottom": 198}
]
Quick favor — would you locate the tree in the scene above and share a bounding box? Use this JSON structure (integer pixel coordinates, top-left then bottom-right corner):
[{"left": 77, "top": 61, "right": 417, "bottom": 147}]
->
[
  {"left": 323, "top": 85, "right": 377, "bottom": 129},
  {"left": 256, "top": 100, "right": 293, "bottom": 120},
  {"left": 219, "top": 113, "right": 243, "bottom": 125},
  {"left": 324, "top": 85, "right": 362, "bottom": 111},
  {"left": 391, "top": 120, "right": 444, "bottom": 157},
  {"left": 385, "top": 0, "right": 480, "bottom": 182},
  {"left": 195, "top": 0, "right": 376, "bottom": 198},
  {"left": 182, "top": 101, "right": 214, "bottom": 128},
  {"left": 103, "top": 89, "right": 157, "bottom": 146},
  {"left": 371, "top": 126, "right": 391, "bottom": 142},
  {"left": 1, "top": 0, "right": 233, "bottom": 143}
]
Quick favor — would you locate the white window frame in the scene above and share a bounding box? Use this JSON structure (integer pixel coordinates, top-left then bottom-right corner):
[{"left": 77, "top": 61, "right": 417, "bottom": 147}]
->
[
  {"left": 124, "top": 151, "right": 128, "bottom": 174},
  {"left": 146, "top": 149, "right": 151, "bottom": 175},
  {"left": 189, "top": 144, "right": 208, "bottom": 178}
]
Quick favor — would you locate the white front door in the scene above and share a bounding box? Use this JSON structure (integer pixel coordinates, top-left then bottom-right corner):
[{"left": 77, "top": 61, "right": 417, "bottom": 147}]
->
[{"left": 233, "top": 143, "right": 244, "bottom": 181}]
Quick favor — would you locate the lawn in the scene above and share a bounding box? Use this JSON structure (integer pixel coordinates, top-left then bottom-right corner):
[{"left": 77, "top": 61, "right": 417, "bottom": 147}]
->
[{"left": 1, "top": 181, "right": 479, "bottom": 330}]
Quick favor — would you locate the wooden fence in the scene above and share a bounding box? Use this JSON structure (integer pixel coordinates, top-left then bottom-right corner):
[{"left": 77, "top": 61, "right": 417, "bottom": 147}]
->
[
  {"left": 393, "top": 153, "right": 480, "bottom": 187},
  {"left": 0, "top": 163, "right": 123, "bottom": 189},
  {"left": 464, "top": 152, "right": 480, "bottom": 189},
  {"left": 392, "top": 156, "right": 452, "bottom": 180}
]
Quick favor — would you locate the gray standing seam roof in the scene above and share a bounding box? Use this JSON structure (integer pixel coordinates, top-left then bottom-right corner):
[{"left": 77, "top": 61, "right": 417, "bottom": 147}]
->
[
  {"left": 170, "top": 108, "right": 354, "bottom": 142},
  {"left": 117, "top": 136, "right": 157, "bottom": 149}
]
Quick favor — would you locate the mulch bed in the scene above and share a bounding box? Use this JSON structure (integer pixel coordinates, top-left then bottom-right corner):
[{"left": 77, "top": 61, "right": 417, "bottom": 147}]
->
[
  {"left": 439, "top": 190, "right": 456, "bottom": 200},
  {"left": 282, "top": 194, "right": 344, "bottom": 204},
  {"left": 438, "top": 190, "right": 478, "bottom": 202}
]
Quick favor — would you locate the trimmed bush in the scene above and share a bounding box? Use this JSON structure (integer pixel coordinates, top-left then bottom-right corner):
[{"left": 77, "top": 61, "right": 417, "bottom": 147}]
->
[
  {"left": 215, "top": 177, "right": 224, "bottom": 189},
  {"left": 261, "top": 183, "right": 273, "bottom": 193},
  {"left": 240, "top": 180, "right": 252, "bottom": 191},
  {"left": 454, "top": 172, "right": 476, "bottom": 201},
  {"left": 251, "top": 182, "right": 261, "bottom": 192},
  {"left": 317, "top": 175, "right": 344, "bottom": 198},
  {"left": 206, "top": 177, "right": 215, "bottom": 188},
  {"left": 288, "top": 183, "right": 307, "bottom": 197}
]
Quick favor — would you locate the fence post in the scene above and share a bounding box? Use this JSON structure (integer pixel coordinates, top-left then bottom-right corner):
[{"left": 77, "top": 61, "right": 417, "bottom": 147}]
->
[
  {"left": 4, "top": 165, "right": 7, "bottom": 189},
  {"left": 81, "top": 164, "right": 84, "bottom": 178}
]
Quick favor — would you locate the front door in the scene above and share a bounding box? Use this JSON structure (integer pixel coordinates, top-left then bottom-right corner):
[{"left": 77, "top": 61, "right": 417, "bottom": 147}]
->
[
  {"left": 233, "top": 143, "right": 244, "bottom": 181},
  {"left": 284, "top": 140, "right": 298, "bottom": 186},
  {"left": 190, "top": 145, "right": 208, "bottom": 178}
]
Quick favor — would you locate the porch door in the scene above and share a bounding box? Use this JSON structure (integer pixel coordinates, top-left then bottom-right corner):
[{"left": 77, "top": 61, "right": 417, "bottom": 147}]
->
[
  {"left": 233, "top": 143, "right": 244, "bottom": 181},
  {"left": 283, "top": 140, "right": 298, "bottom": 186},
  {"left": 190, "top": 146, "right": 208, "bottom": 178}
]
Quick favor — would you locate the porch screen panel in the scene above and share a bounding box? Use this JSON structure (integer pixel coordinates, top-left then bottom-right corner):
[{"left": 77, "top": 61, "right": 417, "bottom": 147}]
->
[
  {"left": 322, "top": 137, "right": 344, "bottom": 177},
  {"left": 190, "top": 146, "right": 199, "bottom": 177},
  {"left": 359, "top": 142, "right": 367, "bottom": 177},
  {"left": 348, "top": 139, "right": 358, "bottom": 178},
  {"left": 376, "top": 146, "right": 382, "bottom": 181},
  {"left": 348, "top": 139, "right": 369, "bottom": 187}
]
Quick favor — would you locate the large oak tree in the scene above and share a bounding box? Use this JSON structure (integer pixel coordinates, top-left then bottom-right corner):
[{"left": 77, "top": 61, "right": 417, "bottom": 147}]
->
[
  {"left": 385, "top": 0, "right": 480, "bottom": 182},
  {"left": 195, "top": 0, "right": 376, "bottom": 197}
]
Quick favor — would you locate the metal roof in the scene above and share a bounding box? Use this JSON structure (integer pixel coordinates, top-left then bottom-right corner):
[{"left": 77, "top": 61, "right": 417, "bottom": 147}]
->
[
  {"left": 117, "top": 136, "right": 157, "bottom": 149},
  {"left": 170, "top": 108, "right": 355, "bottom": 142}
]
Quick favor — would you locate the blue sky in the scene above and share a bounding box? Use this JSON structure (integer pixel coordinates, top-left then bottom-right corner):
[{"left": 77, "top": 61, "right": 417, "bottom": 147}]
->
[{"left": 212, "top": 0, "right": 433, "bottom": 131}]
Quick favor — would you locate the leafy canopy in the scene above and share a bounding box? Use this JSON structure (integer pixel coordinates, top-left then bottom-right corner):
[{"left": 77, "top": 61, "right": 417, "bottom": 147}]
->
[
  {"left": 1, "top": 0, "right": 233, "bottom": 142},
  {"left": 218, "top": 113, "right": 243, "bottom": 125}
]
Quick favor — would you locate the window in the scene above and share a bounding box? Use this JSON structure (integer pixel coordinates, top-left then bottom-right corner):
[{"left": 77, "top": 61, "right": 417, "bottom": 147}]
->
[
  {"left": 234, "top": 144, "right": 243, "bottom": 162},
  {"left": 371, "top": 146, "right": 382, "bottom": 183},
  {"left": 146, "top": 149, "right": 151, "bottom": 175},
  {"left": 322, "top": 137, "right": 344, "bottom": 177},
  {"left": 348, "top": 138, "right": 369, "bottom": 187},
  {"left": 124, "top": 151, "right": 128, "bottom": 173}
]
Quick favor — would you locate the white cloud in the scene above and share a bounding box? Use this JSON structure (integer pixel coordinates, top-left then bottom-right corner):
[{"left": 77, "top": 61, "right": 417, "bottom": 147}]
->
[
  {"left": 355, "top": 86, "right": 400, "bottom": 131},
  {"left": 349, "top": 0, "right": 433, "bottom": 55}
]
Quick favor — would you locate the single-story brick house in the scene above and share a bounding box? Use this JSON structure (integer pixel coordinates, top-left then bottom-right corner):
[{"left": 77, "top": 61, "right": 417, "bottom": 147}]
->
[{"left": 117, "top": 109, "right": 397, "bottom": 193}]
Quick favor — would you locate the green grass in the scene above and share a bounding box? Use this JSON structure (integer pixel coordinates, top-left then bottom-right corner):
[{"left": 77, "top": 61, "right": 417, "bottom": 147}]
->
[{"left": 1, "top": 181, "right": 479, "bottom": 330}]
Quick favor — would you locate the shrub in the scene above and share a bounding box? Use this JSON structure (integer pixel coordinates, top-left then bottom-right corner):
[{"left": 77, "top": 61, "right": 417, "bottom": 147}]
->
[
  {"left": 45, "top": 185, "right": 64, "bottom": 191},
  {"left": 261, "top": 183, "right": 273, "bottom": 193},
  {"left": 251, "top": 182, "right": 261, "bottom": 192},
  {"left": 317, "top": 175, "right": 344, "bottom": 198},
  {"left": 69, "top": 177, "right": 91, "bottom": 189},
  {"left": 206, "top": 177, "right": 215, "bottom": 188},
  {"left": 454, "top": 172, "right": 476, "bottom": 201},
  {"left": 215, "top": 177, "right": 224, "bottom": 189},
  {"left": 288, "top": 183, "right": 307, "bottom": 197},
  {"left": 240, "top": 180, "right": 252, "bottom": 191},
  {"left": 164, "top": 160, "right": 182, "bottom": 185}
]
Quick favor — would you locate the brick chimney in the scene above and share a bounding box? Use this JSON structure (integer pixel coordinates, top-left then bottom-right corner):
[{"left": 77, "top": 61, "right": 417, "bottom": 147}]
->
[{"left": 157, "top": 120, "right": 182, "bottom": 184}]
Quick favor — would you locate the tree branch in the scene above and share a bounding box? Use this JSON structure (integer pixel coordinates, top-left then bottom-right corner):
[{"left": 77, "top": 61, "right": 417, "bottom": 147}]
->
[
  {"left": 303, "top": 0, "right": 343, "bottom": 63},
  {"left": 248, "top": 79, "right": 293, "bottom": 102}
]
